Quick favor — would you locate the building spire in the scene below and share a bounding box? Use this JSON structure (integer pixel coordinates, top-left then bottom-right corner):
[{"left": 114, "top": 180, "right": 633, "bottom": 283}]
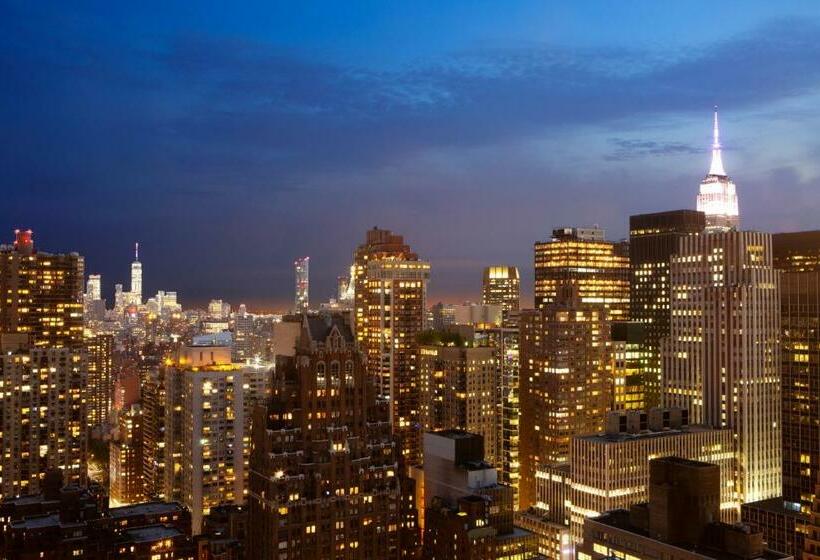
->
[
  {"left": 135, "top": 242, "right": 139, "bottom": 262},
  {"left": 709, "top": 106, "right": 726, "bottom": 177}
]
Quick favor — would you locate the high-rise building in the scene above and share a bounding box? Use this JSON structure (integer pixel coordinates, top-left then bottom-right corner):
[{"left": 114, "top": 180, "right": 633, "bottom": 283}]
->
[
  {"left": 86, "top": 332, "right": 114, "bottom": 431},
  {"left": 419, "top": 345, "right": 499, "bottom": 464},
  {"left": 140, "top": 368, "right": 167, "bottom": 500},
  {"left": 696, "top": 109, "right": 740, "bottom": 233},
  {"left": 247, "top": 313, "right": 402, "bottom": 559},
  {"left": 519, "top": 285, "right": 612, "bottom": 509},
  {"left": 663, "top": 230, "right": 781, "bottom": 505},
  {"left": 420, "top": 431, "right": 537, "bottom": 559},
  {"left": 110, "top": 404, "right": 145, "bottom": 506},
  {"left": 0, "top": 229, "right": 84, "bottom": 348},
  {"left": 0, "top": 335, "right": 87, "bottom": 499},
  {"left": 130, "top": 242, "right": 142, "bottom": 305},
  {"left": 233, "top": 303, "right": 253, "bottom": 362},
  {"left": 162, "top": 344, "right": 268, "bottom": 533},
  {"left": 610, "top": 322, "right": 649, "bottom": 411},
  {"left": 353, "top": 227, "right": 430, "bottom": 467},
  {"left": 86, "top": 273, "right": 102, "bottom": 300},
  {"left": 577, "top": 457, "right": 791, "bottom": 560},
  {"left": 294, "top": 256, "right": 309, "bottom": 313},
  {"left": 533, "top": 227, "right": 629, "bottom": 319},
  {"left": 0, "top": 230, "right": 87, "bottom": 498},
  {"left": 483, "top": 266, "right": 521, "bottom": 327},
  {"left": 774, "top": 231, "right": 820, "bottom": 514},
  {"left": 738, "top": 232, "right": 820, "bottom": 559},
  {"left": 629, "top": 210, "right": 705, "bottom": 407}
]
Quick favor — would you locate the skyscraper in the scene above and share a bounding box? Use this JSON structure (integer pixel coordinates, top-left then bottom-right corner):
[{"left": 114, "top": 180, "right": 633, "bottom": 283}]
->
[
  {"left": 519, "top": 285, "right": 612, "bottom": 509},
  {"left": 0, "top": 230, "right": 87, "bottom": 497},
  {"left": 774, "top": 231, "right": 820, "bottom": 515},
  {"left": 696, "top": 109, "right": 739, "bottom": 233},
  {"left": 247, "top": 313, "right": 401, "bottom": 559},
  {"left": 418, "top": 344, "right": 499, "bottom": 464},
  {"left": 534, "top": 227, "right": 629, "bottom": 319},
  {"left": 482, "top": 266, "right": 521, "bottom": 327},
  {"left": 162, "top": 344, "right": 268, "bottom": 534},
  {"left": 663, "top": 230, "right": 781, "bottom": 505},
  {"left": 109, "top": 404, "right": 145, "bottom": 506},
  {"left": 629, "top": 210, "right": 705, "bottom": 408},
  {"left": 353, "top": 227, "right": 430, "bottom": 466},
  {"left": 294, "top": 256, "right": 309, "bottom": 313},
  {"left": 86, "top": 332, "right": 114, "bottom": 431},
  {"left": 130, "top": 242, "right": 142, "bottom": 305},
  {"left": 86, "top": 273, "right": 102, "bottom": 301}
]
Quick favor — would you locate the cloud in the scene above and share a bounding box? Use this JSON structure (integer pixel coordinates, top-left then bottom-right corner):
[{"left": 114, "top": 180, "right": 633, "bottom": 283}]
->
[{"left": 604, "top": 138, "right": 701, "bottom": 161}]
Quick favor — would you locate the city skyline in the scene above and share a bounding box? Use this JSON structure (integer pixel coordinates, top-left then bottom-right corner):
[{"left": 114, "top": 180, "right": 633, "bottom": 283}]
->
[{"left": 4, "top": 2, "right": 820, "bottom": 308}]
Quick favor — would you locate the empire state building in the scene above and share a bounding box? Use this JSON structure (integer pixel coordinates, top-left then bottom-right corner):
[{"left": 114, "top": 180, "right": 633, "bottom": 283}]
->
[{"left": 696, "top": 109, "right": 739, "bottom": 232}]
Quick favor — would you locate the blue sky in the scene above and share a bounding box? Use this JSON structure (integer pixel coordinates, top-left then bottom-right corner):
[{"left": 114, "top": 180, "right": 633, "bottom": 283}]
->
[{"left": 3, "top": 1, "right": 820, "bottom": 309}]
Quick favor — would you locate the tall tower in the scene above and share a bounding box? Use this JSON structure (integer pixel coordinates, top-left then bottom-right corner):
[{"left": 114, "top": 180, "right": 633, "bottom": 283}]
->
[
  {"left": 697, "top": 109, "right": 739, "bottom": 232},
  {"left": 294, "top": 256, "right": 309, "bottom": 313},
  {"left": 519, "top": 285, "right": 612, "bottom": 509},
  {"left": 130, "top": 242, "right": 142, "bottom": 304},
  {"left": 482, "top": 265, "right": 521, "bottom": 327},
  {"left": 663, "top": 230, "right": 780, "bottom": 506}
]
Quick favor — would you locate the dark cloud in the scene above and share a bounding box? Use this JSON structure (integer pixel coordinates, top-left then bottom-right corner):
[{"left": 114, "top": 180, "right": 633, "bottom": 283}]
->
[{"left": 604, "top": 138, "right": 701, "bottom": 161}]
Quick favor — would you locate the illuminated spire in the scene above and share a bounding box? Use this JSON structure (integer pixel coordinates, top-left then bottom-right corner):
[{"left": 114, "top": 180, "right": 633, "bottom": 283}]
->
[
  {"left": 709, "top": 106, "right": 726, "bottom": 177},
  {"left": 135, "top": 242, "right": 139, "bottom": 262}
]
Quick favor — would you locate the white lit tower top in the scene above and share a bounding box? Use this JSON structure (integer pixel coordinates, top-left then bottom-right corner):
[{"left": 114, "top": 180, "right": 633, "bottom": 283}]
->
[
  {"left": 696, "top": 108, "right": 739, "bottom": 232},
  {"left": 294, "top": 256, "right": 309, "bottom": 313},
  {"left": 131, "top": 242, "right": 142, "bottom": 304}
]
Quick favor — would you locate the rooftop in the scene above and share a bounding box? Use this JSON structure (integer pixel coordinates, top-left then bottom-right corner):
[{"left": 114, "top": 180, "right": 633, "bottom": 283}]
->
[
  {"left": 121, "top": 524, "right": 182, "bottom": 543},
  {"left": 110, "top": 501, "right": 184, "bottom": 518},
  {"left": 578, "top": 423, "right": 725, "bottom": 444}
]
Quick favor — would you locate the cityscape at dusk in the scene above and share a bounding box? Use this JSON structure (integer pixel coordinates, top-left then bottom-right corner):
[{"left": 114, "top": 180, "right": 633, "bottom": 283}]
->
[{"left": 4, "top": 2, "right": 820, "bottom": 560}]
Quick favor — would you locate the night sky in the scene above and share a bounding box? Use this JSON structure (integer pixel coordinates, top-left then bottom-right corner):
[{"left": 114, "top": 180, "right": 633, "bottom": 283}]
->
[{"left": 4, "top": 1, "right": 820, "bottom": 310}]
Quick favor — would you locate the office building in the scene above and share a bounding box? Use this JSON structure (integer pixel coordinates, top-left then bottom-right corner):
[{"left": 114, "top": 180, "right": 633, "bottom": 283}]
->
[
  {"left": 519, "top": 285, "right": 612, "bottom": 509},
  {"left": 577, "top": 457, "right": 790, "bottom": 560},
  {"left": 629, "top": 210, "right": 705, "bottom": 407},
  {"left": 773, "top": 231, "right": 820, "bottom": 513},
  {"left": 353, "top": 227, "right": 430, "bottom": 467},
  {"left": 419, "top": 344, "right": 499, "bottom": 465},
  {"left": 483, "top": 266, "right": 521, "bottom": 327},
  {"left": 610, "top": 322, "right": 649, "bottom": 411},
  {"left": 533, "top": 227, "right": 629, "bottom": 319},
  {"left": 86, "top": 273, "right": 102, "bottom": 301},
  {"left": 233, "top": 303, "right": 253, "bottom": 361},
  {"left": 294, "top": 256, "right": 309, "bottom": 313},
  {"left": 87, "top": 332, "right": 114, "bottom": 431},
  {"left": 663, "top": 230, "right": 781, "bottom": 505},
  {"left": 696, "top": 110, "right": 740, "bottom": 232},
  {"left": 110, "top": 404, "right": 145, "bottom": 506},
  {"left": 737, "top": 231, "right": 820, "bottom": 559},
  {"left": 533, "top": 408, "right": 737, "bottom": 551},
  {"left": 247, "top": 313, "right": 402, "bottom": 559}
]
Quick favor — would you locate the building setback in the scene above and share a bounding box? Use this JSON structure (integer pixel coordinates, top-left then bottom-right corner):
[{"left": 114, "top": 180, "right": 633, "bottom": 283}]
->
[
  {"left": 663, "top": 230, "right": 781, "bottom": 505},
  {"left": 629, "top": 210, "right": 705, "bottom": 407}
]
